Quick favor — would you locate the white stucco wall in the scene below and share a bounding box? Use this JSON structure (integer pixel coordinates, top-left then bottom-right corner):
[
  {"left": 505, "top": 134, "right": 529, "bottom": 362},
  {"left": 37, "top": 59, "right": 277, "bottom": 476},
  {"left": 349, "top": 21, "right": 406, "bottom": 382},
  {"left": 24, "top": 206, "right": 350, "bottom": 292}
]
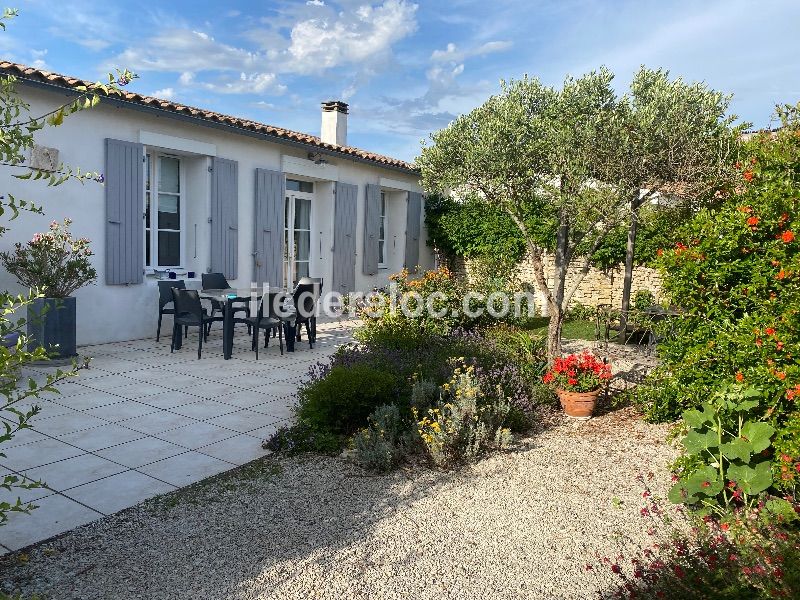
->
[{"left": 0, "top": 84, "right": 433, "bottom": 344}]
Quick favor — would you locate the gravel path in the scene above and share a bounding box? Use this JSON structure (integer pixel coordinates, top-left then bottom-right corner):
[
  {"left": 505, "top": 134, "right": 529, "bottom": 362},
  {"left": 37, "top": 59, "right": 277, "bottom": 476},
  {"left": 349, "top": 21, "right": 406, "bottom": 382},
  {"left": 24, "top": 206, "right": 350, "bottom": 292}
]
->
[{"left": 1, "top": 407, "right": 675, "bottom": 600}]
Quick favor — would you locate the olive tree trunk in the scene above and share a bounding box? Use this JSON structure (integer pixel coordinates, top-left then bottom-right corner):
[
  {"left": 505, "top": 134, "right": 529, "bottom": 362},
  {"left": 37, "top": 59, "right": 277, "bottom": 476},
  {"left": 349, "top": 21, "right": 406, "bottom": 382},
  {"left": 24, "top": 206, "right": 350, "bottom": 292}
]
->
[
  {"left": 546, "top": 300, "right": 564, "bottom": 363},
  {"left": 618, "top": 194, "right": 644, "bottom": 342}
]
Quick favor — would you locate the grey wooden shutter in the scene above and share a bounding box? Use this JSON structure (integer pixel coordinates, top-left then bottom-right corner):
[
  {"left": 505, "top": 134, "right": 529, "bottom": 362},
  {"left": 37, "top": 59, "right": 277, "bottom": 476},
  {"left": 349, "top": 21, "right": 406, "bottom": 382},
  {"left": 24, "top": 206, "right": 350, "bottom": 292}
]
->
[
  {"left": 404, "top": 191, "right": 422, "bottom": 272},
  {"left": 332, "top": 182, "right": 357, "bottom": 295},
  {"left": 105, "top": 138, "right": 144, "bottom": 285},
  {"left": 254, "top": 168, "right": 284, "bottom": 287},
  {"left": 210, "top": 157, "right": 239, "bottom": 279},
  {"left": 362, "top": 183, "right": 380, "bottom": 275}
]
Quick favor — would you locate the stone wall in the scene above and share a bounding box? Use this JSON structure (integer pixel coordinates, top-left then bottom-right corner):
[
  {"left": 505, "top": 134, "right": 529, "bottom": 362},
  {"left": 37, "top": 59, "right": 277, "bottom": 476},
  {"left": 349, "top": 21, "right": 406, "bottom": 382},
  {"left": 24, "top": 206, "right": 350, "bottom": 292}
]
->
[{"left": 450, "top": 253, "right": 663, "bottom": 315}]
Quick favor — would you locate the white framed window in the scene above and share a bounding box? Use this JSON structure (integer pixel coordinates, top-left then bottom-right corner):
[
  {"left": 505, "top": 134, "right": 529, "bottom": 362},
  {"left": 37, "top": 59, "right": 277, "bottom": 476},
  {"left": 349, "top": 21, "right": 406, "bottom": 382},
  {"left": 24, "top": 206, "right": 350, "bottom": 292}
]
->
[
  {"left": 145, "top": 153, "right": 184, "bottom": 268},
  {"left": 378, "top": 191, "right": 387, "bottom": 267}
]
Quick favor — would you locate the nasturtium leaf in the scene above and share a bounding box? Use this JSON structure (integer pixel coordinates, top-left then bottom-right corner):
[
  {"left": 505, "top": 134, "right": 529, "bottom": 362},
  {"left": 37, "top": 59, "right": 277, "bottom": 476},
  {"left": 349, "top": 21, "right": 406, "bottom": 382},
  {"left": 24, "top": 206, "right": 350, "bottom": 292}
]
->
[
  {"left": 683, "top": 408, "right": 709, "bottom": 429},
  {"left": 668, "top": 482, "right": 689, "bottom": 504},
  {"left": 720, "top": 438, "right": 751, "bottom": 462},
  {"left": 735, "top": 399, "right": 759, "bottom": 412},
  {"left": 683, "top": 430, "right": 718, "bottom": 455},
  {"left": 728, "top": 461, "right": 773, "bottom": 495},
  {"left": 684, "top": 466, "right": 722, "bottom": 500},
  {"left": 740, "top": 421, "right": 775, "bottom": 454}
]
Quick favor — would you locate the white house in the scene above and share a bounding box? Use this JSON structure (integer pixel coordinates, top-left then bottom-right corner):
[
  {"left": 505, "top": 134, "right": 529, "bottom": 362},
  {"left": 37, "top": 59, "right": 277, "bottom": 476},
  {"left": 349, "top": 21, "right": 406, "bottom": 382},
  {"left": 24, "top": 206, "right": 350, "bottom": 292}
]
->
[{"left": 0, "top": 62, "right": 433, "bottom": 345}]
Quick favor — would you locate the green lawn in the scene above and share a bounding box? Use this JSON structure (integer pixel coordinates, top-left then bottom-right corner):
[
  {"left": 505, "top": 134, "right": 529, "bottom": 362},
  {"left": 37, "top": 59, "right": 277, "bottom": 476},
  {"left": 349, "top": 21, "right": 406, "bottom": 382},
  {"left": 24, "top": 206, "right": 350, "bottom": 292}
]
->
[{"left": 522, "top": 317, "right": 597, "bottom": 341}]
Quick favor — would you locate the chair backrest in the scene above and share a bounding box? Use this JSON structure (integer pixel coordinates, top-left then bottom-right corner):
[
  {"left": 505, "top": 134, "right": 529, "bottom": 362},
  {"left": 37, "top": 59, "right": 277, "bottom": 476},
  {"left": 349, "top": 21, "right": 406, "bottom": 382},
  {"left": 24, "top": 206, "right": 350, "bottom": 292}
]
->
[
  {"left": 260, "top": 290, "right": 288, "bottom": 321},
  {"left": 172, "top": 288, "right": 204, "bottom": 321},
  {"left": 158, "top": 280, "right": 186, "bottom": 309},
  {"left": 293, "top": 279, "right": 321, "bottom": 319},
  {"left": 202, "top": 272, "right": 230, "bottom": 290},
  {"left": 297, "top": 276, "right": 323, "bottom": 291}
]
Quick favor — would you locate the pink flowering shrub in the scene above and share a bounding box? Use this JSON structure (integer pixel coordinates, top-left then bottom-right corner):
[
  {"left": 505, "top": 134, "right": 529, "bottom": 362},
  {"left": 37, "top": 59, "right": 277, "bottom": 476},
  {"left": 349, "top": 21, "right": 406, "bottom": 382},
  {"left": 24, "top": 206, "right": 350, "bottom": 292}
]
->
[
  {"left": 588, "top": 475, "right": 800, "bottom": 599},
  {"left": 0, "top": 218, "right": 96, "bottom": 297}
]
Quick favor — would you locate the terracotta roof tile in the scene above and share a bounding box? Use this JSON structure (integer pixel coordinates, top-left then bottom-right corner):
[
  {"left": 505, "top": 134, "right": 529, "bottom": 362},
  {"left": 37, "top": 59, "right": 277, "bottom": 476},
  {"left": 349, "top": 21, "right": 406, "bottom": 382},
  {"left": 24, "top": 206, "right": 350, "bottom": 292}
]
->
[{"left": 0, "top": 61, "right": 417, "bottom": 172}]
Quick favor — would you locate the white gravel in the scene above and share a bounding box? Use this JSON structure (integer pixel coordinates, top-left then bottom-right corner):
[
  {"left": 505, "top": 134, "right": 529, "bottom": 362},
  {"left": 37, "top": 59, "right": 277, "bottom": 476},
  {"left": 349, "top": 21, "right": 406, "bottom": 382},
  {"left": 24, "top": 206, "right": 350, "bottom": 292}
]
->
[{"left": 0, "top": 407, "right": 676, "bottom": 600}]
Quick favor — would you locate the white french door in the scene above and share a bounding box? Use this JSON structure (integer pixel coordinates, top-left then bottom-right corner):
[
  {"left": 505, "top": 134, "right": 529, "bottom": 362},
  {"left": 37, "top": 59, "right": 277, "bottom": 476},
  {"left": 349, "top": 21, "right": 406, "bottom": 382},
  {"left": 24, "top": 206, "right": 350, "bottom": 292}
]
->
[{"left": 283, "top": 193, "right": 313, "bottom": 290}]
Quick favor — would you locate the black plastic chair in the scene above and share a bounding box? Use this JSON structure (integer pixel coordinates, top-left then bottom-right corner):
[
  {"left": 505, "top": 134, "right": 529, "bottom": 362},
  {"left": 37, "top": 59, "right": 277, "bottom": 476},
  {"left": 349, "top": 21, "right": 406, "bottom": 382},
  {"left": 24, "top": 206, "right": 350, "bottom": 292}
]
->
[
  {"left": 293, "top": 277, "right": 322, "bottom": 349},
  {"left": 245, "top": 291, "right": 285, "bottom": 358},
  {"left": 157, "top": 280, "right": 188, "bottom": 342},
  {"left": 170, "top": 288, "right": 223, "bottom": 359},
  {"left": 201, "top": 273, "right": 250, "bottom": 334}
]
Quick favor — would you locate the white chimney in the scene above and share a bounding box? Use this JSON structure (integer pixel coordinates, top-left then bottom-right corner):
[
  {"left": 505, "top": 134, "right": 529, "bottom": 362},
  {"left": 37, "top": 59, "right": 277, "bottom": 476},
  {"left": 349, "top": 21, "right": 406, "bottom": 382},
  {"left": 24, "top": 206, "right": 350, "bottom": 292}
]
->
[{"left": 321, "top": 100, "right": 348, "bottom": 146}]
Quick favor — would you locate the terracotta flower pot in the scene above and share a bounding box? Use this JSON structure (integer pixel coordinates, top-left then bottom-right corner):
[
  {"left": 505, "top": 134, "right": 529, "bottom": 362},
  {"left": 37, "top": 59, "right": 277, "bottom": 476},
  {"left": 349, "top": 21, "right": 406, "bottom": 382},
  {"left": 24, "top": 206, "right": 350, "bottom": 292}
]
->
[{"left": 556, "top": 388, "right": 601, "bottom": 420}]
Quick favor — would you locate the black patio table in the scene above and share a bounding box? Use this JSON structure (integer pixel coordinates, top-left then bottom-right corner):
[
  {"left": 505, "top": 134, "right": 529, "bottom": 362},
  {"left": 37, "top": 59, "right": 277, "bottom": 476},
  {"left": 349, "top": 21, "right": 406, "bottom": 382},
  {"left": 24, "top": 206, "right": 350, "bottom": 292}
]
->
[{"left": 171, "top": 289, "right": 297, "bottom": 358}]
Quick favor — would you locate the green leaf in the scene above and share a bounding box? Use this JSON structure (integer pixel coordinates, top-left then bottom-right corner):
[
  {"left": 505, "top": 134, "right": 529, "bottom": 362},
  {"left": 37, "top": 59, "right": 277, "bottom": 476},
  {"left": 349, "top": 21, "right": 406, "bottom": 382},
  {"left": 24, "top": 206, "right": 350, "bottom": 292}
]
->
[
  {"left": 668, "top": 482, "right": 689, "bottom": 504},
  {"left": 740, "top": 421, "right": 775, "bottom": 454},
  {"left": 720, "top": 438, "right": 751, "bottom": 462},
  {"left": 735, "top": 399, "right": 759, "bottom": 412},
  {"left": 683, "top": 429, "right": 719, "bottom": 455},
  {"left": 684, "top": 466, "right": 723, "bottom": 499},
  {"left": 727, "top": 461, "right": 772, "bottom": 495},
  {"left": 683, "top": 407, "right": 711, "bottom": 429},
  {"left": 764, "top": 498, "right": 798, "bottom": 522}
]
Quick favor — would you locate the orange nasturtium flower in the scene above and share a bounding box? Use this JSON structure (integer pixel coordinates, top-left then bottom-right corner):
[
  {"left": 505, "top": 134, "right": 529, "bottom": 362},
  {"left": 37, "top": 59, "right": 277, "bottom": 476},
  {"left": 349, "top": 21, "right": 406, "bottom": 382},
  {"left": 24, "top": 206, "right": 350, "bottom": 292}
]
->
[
  {"left": 782, "top": 230, "right": 795, "bottom": 243},
  {"left": 747, "top": 216, "right": 760, "bottom": 228},
  {"left": 735, "top": 372, "right": 744, "bottom": 383},
  {"left": 743, "top": 170, "right": 754, "bottom": 181}
]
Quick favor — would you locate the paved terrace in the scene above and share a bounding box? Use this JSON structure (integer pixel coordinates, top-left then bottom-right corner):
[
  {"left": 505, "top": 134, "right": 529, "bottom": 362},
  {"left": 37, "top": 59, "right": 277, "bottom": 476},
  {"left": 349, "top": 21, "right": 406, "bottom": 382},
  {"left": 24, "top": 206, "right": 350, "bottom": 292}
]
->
[{"left": 0, "top": 320, "right": 354, "bottom": 553}]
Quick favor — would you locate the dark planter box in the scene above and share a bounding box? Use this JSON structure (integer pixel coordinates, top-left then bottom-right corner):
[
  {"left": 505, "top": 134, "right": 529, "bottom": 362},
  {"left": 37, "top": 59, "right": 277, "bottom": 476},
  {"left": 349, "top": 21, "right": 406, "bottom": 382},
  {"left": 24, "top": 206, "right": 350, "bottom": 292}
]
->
[{"left": 27, "top": 297, "right": 77, "bottom": 359}]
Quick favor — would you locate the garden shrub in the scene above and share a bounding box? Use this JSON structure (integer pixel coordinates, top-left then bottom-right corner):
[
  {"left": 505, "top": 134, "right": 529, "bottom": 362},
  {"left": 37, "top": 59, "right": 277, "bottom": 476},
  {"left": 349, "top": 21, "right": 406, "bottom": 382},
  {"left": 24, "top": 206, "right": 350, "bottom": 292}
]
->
[
  {"left": 669, "top": 385, "right": 777, "bottom": 507},
  {"left": 355, "top": 266, "right": 538, "bottom": 348},
  {"left": 565, "top": 301, "right": 596, "bottom": 322},
  {"left": 295, "top": 364, "right": 402, "bottom": 437},
  {"left": 352, "top": 404, "right": 409, "bottom": 472},
  {"left": 415, "top": 360, "right": 512, "bottom": 467},
  {"left": 268, "top": 293, "right": 550, "bottom": 468},
  {"left": 772, "top": 411, "right": 800, "bottom": 492},
  {"left": 632, "top": 107, "right": 800, "bottom": 505},
  {"left": 593, "top": 479, "right": 800, "bottom": 599},
  {"left": 633, "top": 289, "right": 656, "bottom": 310},
  {"left": 263, "top": 421, "right": 342, "bottom": 455},
  {"left": 356, "top": 267, "right": 468, "bottom": 346}
]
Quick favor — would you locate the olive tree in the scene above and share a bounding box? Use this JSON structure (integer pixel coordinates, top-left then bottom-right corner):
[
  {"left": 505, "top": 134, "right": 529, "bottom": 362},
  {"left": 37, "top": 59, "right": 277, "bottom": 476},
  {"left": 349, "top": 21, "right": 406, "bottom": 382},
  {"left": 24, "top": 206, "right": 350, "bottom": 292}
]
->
[
  {"left": 612, "top": 68, "right": 740, "bottom": 336},
  {"left": 0, "top": 8, "right": 135, "bottom": 525},
  {"left": 417, "top": 69, "right": 628, "bottom": 362}
]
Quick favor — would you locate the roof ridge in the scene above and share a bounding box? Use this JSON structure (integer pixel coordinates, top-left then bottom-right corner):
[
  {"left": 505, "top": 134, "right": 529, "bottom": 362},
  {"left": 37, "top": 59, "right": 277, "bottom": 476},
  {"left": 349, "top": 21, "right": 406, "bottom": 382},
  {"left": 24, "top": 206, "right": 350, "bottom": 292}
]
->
[{"left": 0, "top": 60, "right": 416, "bottom": 172}]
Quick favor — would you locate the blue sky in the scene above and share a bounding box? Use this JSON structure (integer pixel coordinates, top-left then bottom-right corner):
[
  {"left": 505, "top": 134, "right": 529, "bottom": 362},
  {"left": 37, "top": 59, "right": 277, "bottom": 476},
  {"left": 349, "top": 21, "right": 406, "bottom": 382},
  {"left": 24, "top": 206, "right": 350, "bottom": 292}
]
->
[{"left": 4, "top": 0, "right": 800, "bottom": 162}]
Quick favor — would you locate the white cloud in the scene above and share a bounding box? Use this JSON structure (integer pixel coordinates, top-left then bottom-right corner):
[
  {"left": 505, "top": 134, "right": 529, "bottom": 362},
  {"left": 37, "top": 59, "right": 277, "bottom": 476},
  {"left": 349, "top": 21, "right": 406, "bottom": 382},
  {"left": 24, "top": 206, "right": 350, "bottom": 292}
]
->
[
  {"left": 285, "top": 0, "right": 418, "bottom": 74},
  {"left": 430, "top": 40, "right": 512, "bottom": 63},
  {"left": 200, "top": 72, "right": 287, "bottom": 95},
  {"left": 30, "top": 48, "right": 48, "bottom": 69},
  {"left": 110, "top": 29, "right": 259, "bottom": 73},
  {"left": 152, "top": 87, "right": 175, "bottom": 99},
  {"left": 105, "top": 1, "right": 418, "bottom": 98}
]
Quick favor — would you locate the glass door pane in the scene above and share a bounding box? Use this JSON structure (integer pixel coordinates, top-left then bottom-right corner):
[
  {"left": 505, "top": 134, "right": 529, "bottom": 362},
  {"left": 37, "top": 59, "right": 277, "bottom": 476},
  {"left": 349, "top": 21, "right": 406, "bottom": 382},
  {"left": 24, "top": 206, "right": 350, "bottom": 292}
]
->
[
  {"left": 293, "top": 198, "right": 311, "bottom": 285},
  {"left": 283, "top": 196, "right": 291, "bottom": 289},
  {"left": 283, "top": 194, "right": 313, "bottom": 290}
]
